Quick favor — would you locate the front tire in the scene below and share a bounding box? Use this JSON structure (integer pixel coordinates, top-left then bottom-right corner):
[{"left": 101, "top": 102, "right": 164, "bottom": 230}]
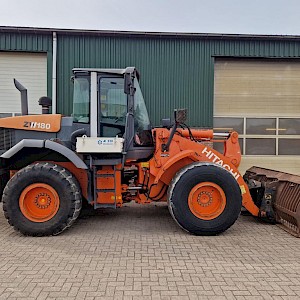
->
[
  {"left": 2, "top": 162, "right": 82, "bottom": 236},
  {"left": 168, "top": 163, "right": 242, "bottom": 235}
]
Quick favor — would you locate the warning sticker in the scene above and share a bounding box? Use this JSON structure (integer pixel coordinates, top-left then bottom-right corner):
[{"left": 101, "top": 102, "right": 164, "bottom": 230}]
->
[{"left": 240, "top": 185, "right": 246, "bottom": 195}]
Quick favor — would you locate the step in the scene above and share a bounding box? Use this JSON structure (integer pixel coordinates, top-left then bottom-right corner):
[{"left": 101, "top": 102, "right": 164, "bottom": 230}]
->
[
  {"left": 96, "top": 173, "right": 115, "bottom": 178},
  {"left": 94, "top": 203, "right": 116, "bottom": 209},
  {"left": 96, "top": 189, "right": 115, "bottom": 193}
]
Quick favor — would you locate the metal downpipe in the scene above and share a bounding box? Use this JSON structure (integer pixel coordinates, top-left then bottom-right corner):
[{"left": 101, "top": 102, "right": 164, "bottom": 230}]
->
[{"left": 52, "top": 32, "right": 57, "bottom": 114}]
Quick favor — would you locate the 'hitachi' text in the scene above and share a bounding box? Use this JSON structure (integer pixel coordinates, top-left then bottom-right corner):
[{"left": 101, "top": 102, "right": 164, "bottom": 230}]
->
[{"left": 201, "top": 147, "right": 240, "bottom": 180}]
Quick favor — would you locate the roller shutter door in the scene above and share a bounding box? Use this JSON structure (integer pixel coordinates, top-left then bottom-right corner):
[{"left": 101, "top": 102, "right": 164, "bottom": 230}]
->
[
  {"left": 214, "top": 58, "right": 300, "bottom": 175},
  {"left": 0, "top": 52, "right": 47, "bottom": 115}
]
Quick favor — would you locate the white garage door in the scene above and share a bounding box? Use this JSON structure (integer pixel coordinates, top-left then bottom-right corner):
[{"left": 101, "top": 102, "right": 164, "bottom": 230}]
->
[
  {"left": 214, "top": 58, "right": 300, "bottom": 175},
  {"left": 0, "top": 52, "right": 47, "bottom": 115}
]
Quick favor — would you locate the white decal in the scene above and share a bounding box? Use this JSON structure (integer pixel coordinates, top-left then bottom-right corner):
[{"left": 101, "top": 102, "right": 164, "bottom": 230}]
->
[
  {"left": 202, "top": 147, "right": 240, "bottom": 180},
  {"left": 30, "top": 122, "right": 51, "bottom": 130},
  {"left": 98, "top": 139, "right": 114, "bottom": 146}
]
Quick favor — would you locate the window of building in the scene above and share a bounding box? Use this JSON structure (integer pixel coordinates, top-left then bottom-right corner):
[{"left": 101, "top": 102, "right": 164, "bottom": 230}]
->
[{"left": 213, "top": 117, "right": 300, "bottom": 156}]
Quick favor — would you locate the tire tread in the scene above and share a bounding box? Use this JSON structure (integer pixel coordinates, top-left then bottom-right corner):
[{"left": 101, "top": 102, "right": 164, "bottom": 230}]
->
[{"left": 2, "top": 162, "right": 82, "bottom": 236}]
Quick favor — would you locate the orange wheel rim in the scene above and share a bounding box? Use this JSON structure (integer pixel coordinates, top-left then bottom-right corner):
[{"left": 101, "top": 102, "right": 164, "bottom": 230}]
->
[
  {"left": 19, "top": 183, "right": 60, "bottom": 222},
  {"left": 188, "top": 182, "right": 226, "bottom": 220}
]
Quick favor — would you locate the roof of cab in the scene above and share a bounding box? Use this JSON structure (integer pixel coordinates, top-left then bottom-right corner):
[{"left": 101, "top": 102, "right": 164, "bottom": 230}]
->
[{"left": 72, "top": 67, "right": 140, "bottom": 79}]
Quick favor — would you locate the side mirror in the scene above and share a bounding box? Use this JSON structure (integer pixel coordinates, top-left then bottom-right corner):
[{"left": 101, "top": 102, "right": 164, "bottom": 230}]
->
[{"left": 174, "top": 108, "right": 187, "bottom": 124}]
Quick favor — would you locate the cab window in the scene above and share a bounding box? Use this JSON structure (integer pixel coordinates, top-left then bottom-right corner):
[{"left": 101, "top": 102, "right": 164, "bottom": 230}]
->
[
  {"left": 134, "top": 79, "right": 153, "bottom": 146},
  {"left": 73, "top": 77, "right": 90, "bottom": 123},
  {"left": 99, "top": 77, "right": 127, "bottom": 137}
]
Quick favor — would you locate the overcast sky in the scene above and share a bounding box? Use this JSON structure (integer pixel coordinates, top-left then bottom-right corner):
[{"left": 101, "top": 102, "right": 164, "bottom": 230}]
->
[{"left": 0, "top": 0, "right": 299, "bottom": 35}]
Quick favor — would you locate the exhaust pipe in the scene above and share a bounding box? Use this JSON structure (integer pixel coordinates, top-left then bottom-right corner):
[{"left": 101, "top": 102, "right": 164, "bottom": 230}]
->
[{"left": 13, "top": 79, "right": 28, "bottom": 115}]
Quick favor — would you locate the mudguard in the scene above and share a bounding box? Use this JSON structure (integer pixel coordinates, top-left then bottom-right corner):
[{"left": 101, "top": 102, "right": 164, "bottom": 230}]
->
[{"left": 0, "top": 139, "right": 88, "bottom": 169}]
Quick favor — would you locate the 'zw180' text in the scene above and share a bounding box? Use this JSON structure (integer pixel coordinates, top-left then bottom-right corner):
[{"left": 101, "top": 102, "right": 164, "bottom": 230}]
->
[{"left": 23, "top": 121, "right": 51, "bottom": 130}]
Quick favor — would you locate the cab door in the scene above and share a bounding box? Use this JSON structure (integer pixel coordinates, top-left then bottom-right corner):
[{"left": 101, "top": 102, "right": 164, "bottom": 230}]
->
[{"left": 98, "top": 76, "right": 127, "bottom": 137}]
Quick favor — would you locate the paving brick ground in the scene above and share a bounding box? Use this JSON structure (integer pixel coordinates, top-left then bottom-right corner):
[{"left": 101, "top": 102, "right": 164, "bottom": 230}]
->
[{"left": 0, "top": 201, "right": 300, "bottom": 300}]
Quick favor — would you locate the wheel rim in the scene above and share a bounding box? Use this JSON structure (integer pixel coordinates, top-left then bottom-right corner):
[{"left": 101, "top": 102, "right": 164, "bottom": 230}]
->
[
  {"left": 188, "top": 182, "right": 226, "bottom": 220},
  {"left": 19, "top": 183, "right": 60, "bottom": 222}
]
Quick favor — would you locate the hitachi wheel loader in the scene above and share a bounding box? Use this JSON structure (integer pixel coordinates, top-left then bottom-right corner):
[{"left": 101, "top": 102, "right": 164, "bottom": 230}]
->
[{"left": 0, "top": 67, "right": 299, "bottom": 237}]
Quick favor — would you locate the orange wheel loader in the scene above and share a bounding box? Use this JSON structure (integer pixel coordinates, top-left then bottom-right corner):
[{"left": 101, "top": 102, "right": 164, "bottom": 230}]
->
[{"left": 0, "top": 67, "right": 297, "bottom": 236}]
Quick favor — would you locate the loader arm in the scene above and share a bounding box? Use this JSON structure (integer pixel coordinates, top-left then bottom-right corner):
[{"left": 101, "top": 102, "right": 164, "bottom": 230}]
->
[{"left": 145, "top": 128, "right": 259, "bottom": 216}]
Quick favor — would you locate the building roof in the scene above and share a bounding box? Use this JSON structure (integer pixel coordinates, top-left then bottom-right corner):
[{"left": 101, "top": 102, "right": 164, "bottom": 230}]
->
[{"left": 1, "top": 25, "right": 300, "bottom": 41}]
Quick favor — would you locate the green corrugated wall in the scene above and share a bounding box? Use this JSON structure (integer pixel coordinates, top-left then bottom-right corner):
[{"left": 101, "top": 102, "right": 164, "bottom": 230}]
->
[
  {"left": 57, "top": 35, "right": 214, "bottom": 127},
  {"left": 2, "top": 29, "right": 300, "bottom": 127},
  {"left": 56, "top": 34, "right": 300, "bottom": 127}
]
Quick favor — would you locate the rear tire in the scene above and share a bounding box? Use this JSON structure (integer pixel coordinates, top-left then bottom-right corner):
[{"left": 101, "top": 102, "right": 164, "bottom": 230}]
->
[
  {"left": 2, "top": 162, "right": 82, "bottom": 236},
  {"left": 168, "top": 163, "right": 242, "bottom": 235},
  {"left": 0, "top": 171, "right": 10, "bottom": 201}
]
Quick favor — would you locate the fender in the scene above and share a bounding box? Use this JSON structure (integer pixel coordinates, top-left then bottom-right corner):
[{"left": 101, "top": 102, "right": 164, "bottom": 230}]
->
[
  {"left": 1, "top": 139, "right": 88, "bottom": 170},
  {"left": 153, "top": 150, "right": 199, "bottom": 184}
]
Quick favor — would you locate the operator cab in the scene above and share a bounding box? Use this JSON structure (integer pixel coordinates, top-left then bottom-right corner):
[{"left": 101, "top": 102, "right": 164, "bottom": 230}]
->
[{"left": 72, "top": 67, "right": 154, "bottom": 161}]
